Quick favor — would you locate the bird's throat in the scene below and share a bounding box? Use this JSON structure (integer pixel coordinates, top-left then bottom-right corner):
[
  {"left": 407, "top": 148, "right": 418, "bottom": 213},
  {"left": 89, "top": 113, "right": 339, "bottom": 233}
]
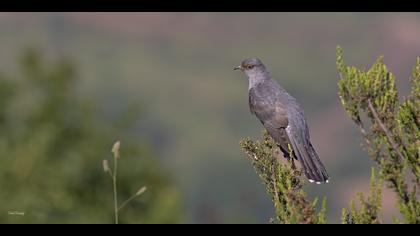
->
[{"left": 248, "top": 71, "right": 269, "bottom": 90}]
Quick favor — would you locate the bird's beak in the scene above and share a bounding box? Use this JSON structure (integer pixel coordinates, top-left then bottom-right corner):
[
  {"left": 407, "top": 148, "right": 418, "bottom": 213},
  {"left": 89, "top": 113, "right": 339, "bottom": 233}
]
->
[{"left": 233, "top": 65, "right": 243, "bottom": 71}]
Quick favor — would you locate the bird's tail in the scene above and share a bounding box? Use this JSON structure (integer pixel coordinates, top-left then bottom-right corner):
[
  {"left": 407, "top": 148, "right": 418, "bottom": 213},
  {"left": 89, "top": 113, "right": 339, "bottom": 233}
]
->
[
  {"left": 305, "top": 143, "right": 329, "bottom": 184},
  {"left": 290, "top": 139, "right": 330, "bottom": 184}
]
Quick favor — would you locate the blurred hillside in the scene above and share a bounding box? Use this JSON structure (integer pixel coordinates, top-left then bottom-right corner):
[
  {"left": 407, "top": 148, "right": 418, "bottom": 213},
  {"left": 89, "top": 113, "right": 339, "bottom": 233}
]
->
[
  {"left": 0, "top": 12, "right": 419, "bottom": 223},
  {"left": 0, "top": 48, "right": 184, "bottom": 223}
]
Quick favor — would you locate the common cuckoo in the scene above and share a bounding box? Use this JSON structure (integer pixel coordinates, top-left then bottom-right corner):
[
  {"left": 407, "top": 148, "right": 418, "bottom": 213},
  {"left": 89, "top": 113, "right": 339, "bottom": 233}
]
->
[{"left": 235, "top": 58, "right": 329, "bottom": 184}]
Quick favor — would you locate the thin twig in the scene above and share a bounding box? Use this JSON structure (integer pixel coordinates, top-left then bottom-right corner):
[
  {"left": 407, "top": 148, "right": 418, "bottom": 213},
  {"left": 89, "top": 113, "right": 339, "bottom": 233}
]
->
[
  {"left": 390, "top": 178, "right": 410, "bottom": 205},
  {"left": 117, "top": 190, "right": 144, "bottom": 212},
  {"left": 113, "top": 156, "right": 118, "bottom": 224},
  {"left": 106, "top": 169, "right": 114, "bottom": 179},
  {"left": 270, "top": 158, "right": 281, "bottom": 223},
  {"left": 356, "top": 120, "right": 371, "bottom": 146},
  {"left": 271, "top": 162, "right": 280, "bottom": 204},
  {"left": 367, "top": 99, "right": 412, "bottom": 208},
  {"left": 367, "top": 99, "right": 405, "bottom": 162}
]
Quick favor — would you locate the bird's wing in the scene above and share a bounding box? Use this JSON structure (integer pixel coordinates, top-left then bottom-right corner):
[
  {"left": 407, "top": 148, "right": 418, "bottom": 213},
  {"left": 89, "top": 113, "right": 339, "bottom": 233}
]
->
[
  {"left": 285, "top": 119, "right": 329, "bottom": 183},
  {"left": 249, "top": 91, "right": 290, "bottom": 156},
  {"left": 249, "top": 92, "right": 271, "bottom": 121},
  {"left": 249, "top": 88, "right": 288, "bottom": 128}
]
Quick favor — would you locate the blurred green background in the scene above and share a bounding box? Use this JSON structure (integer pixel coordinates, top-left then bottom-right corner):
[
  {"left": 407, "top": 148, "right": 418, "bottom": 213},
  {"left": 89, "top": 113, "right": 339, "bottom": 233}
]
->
[{"left": 0, "top": 13, "right": 419, "bottom": 223}]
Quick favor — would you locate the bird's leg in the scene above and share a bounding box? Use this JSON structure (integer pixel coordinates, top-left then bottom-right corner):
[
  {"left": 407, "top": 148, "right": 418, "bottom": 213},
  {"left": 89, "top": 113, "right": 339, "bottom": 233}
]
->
[
  {"left": 290, "top": 158, "right": 296, "bottom": 170},
  {"left": 273, "top": 144, "right": 296, "bottom": 170},
  {"left": 278, "top": 145, "right": 291, "bottom": 160}
]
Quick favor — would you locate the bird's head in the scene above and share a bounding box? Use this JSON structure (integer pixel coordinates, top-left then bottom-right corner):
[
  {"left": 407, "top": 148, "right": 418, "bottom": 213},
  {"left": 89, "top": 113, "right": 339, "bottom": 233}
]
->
[{"left": 234, "top": 58, "right": 265, "bottom": 77}]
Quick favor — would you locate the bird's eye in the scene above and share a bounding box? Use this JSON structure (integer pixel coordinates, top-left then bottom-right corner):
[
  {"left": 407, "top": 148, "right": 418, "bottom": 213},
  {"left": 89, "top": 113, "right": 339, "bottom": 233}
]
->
[{"left": 246, "top": 65, "right": 254, "bottom": 70}]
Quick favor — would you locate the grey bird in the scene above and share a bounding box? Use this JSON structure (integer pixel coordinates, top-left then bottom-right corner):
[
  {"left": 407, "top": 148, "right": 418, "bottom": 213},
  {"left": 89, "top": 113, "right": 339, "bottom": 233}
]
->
[{"left": 235, "top": 58, "right": 329, "bottom": 184}]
